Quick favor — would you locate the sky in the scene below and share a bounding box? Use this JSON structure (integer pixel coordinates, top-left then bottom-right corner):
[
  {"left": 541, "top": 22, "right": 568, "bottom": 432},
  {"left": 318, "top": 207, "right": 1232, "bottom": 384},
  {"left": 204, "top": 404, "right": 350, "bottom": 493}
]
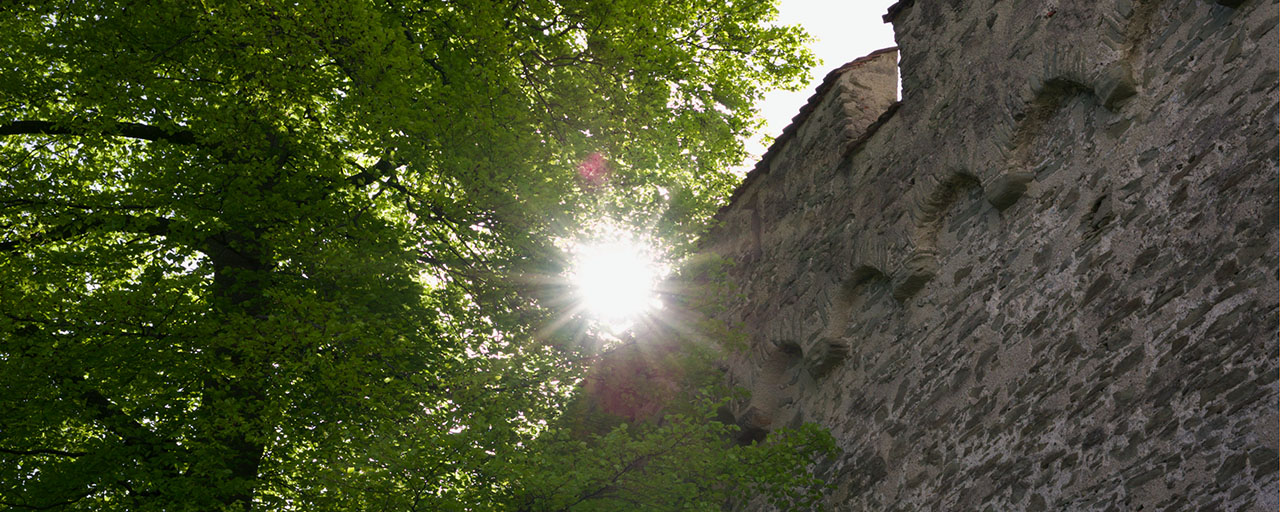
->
[{"left": 743, "top": 0, "right": 899, "bottom": 170}]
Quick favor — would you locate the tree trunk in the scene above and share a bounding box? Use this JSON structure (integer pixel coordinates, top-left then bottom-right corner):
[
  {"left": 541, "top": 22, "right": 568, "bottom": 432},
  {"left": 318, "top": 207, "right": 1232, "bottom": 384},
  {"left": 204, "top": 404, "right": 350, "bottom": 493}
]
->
[{"left": 205, "top": 231, "right": 271, "bottom": 510}]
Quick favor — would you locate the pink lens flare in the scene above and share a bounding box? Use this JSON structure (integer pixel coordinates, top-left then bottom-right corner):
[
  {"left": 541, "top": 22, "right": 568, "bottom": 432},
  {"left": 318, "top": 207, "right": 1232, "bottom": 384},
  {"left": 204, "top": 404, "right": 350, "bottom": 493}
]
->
[{"left": 576, "top": 152, "right": 611, "bottom": 187}]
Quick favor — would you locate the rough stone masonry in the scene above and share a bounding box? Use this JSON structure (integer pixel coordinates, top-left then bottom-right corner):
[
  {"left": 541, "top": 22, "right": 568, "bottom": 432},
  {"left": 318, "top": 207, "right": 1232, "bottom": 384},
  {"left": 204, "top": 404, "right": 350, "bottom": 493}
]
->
[{"left": 698, "top": 1, "right": 1279, "bottom": 509}]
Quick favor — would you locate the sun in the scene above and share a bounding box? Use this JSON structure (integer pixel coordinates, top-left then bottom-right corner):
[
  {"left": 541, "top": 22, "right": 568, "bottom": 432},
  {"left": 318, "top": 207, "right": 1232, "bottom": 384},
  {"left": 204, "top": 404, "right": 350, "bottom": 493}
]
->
[{"left": 570, "top": 233, "right": 663, "bottom": 330}]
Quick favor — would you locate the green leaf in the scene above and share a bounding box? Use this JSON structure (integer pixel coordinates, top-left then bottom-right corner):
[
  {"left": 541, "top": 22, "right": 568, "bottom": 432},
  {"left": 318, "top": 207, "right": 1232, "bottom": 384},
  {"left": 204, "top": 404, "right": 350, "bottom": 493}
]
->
[{"left": 0, "top": 1, "right": 818, "bottom": 510}]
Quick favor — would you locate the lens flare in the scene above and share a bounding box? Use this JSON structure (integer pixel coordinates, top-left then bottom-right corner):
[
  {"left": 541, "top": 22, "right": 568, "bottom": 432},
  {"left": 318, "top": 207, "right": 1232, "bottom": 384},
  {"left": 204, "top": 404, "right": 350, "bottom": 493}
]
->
[{"left": 571, "top": 235, "right": 662, "bottom": 330}]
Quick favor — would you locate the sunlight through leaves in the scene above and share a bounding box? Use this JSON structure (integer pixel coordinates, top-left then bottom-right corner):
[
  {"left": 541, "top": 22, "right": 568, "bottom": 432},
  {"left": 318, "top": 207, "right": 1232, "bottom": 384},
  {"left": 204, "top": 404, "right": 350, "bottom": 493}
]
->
[{"left": 569, "top": 229, "right": 665, "bottom": 332}]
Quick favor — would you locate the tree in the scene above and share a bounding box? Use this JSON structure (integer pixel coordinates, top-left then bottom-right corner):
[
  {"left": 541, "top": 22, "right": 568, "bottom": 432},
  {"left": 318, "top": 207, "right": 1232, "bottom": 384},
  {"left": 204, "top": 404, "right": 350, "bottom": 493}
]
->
[{"left": 0, "top": 1, "right": 824, "bottom": 510}]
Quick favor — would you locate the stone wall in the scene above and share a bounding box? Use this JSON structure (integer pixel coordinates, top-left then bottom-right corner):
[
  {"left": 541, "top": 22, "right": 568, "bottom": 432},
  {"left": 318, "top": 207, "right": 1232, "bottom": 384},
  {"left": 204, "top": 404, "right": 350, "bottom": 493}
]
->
[{"left": 700, "top": 1, "right": 1279, "bottom": 509}]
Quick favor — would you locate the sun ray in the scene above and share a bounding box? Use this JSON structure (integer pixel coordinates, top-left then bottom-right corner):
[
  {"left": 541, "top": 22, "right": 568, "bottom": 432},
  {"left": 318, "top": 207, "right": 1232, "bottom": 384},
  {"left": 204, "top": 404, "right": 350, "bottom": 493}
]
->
[{"left": 569, "top": 230, "right": 664, "bottom": 332}]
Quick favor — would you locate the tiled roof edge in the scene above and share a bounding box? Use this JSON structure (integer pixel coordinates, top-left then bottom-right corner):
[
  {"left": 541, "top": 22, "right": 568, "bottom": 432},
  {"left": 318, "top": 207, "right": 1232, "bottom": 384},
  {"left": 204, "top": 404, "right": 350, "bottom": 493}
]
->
[{"left": 712, "top": 47, "right": 900, "bottom": 220}]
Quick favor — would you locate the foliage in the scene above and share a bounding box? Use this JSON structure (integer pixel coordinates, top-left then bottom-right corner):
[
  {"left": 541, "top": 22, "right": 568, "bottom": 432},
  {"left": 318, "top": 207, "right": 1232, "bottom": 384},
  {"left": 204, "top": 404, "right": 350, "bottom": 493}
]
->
[
  {"left": 0, "top": 0, "right": 824, "bottom": 510},
  {"left": 500, "top": 394, "right": 837, "bottom": 511}
]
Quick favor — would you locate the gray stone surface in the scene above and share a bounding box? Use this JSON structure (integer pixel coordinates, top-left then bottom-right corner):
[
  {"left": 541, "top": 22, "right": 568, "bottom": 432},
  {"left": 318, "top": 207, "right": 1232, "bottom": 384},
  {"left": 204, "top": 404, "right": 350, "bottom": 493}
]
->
[{"left": 699, "top": 1, "right": 1279, "bottom": 509}]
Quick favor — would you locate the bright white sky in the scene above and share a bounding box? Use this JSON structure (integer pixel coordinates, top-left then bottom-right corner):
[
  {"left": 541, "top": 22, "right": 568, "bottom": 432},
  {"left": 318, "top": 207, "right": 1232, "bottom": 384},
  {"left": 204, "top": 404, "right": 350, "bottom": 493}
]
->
[{"left": 744, "top": 0, "right": 899, "bottom": 170}]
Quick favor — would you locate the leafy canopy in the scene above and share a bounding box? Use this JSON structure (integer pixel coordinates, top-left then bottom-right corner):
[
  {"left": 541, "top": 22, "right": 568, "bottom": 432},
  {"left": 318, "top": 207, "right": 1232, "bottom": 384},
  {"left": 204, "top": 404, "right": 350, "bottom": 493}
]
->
[{"left": 0, "top": 0, "right": 828, "bottom": 510}]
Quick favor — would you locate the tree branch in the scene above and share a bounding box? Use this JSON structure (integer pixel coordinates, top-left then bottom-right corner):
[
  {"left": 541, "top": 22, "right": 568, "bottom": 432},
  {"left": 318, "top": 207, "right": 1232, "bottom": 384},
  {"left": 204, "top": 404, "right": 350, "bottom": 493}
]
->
[
  {"left": 556, "top": 430, "right": 694, "bottom": 511},
  {"left": 344, "top": 158, "right": 397, "bottom": 187},
  {"left": 0, "top": 213, "right": 176, "bottom": 253},
  {"left": 0, "top": 120, "right": 198, "bottom": 146},
  {"left": 0, "top": 447, "right": 88, "bottom": 457},
  {"left": 73, "top": 380, "right": 169, "bottom": 450},
  {"left": 0, "top": 490, "right": 94, "bottom": 511}
]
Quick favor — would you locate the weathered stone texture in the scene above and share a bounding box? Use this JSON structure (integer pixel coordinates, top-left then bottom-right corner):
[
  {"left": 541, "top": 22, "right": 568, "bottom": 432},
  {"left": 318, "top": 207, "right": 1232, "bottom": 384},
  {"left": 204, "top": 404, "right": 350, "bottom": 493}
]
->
[{"left": 703, "top": 1, "right": 1279, "bottom": 510}]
